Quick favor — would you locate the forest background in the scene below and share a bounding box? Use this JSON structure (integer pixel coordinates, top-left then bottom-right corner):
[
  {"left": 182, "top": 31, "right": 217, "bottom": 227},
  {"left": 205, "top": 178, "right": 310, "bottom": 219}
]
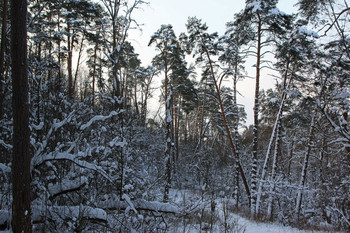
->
[{"left": 0, "top": 0, "right": 349, "bottom": 232}]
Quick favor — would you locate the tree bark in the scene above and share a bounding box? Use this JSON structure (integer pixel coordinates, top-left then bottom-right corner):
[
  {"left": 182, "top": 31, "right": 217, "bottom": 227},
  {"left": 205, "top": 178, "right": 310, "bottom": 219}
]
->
[
  {"left": 251, "top": 14, "right": 262, "bottom": 216},
  {"left": 0, "top": 0, "right": 8, "bottom": 119},
  {"left": 163, "top": 45, "right": 172, "bottom": 202},
  {"left": 203, "top": 46, "right": 251, "bottom": 207},
  {"left": 295, "top": 112, "right": 316, "bottom": 219},
  {"left": 11, "top": 0, "right": 32, "bottom": 231},
  {"left": 73, "top": 29, "right": 86, "bottom": 94},
  {"left": 255, "top": 60, "right": 291, "bottom": 216},
  {"left": 266, "top": 122, "right": 282, "bottom": 219},
  {"left": 67, "top": 21, "right": 74, "bottom": 98},
  {"left": 175, "top": 95, "right": 181, "bottom": 162},
  {"left": 92, "top": 39, "right": 98, "bottom": 106},
  {"left": 233, "top": 57, "right": 240, "bottom": 208}
]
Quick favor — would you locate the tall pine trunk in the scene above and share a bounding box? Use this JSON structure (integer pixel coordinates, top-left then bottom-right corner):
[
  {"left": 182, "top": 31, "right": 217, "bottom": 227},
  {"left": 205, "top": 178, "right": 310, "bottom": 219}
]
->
[
  {"left": 67, "top": 22, "right": 73, "bottom": 97},
  {"left": 174, "top": 95, "right": 181, "bottom": 163},
  {"left": 251, "top": 14, "right": 262, "bottom": 216},
  {"left": 92, "top": 39, "right": 98, "bottom": 106},
  {"left": 11, "top": 0, "right": 32, "bottom": 231},
  {"left": 163, "top": 45, "right": 172, "bottom": 202},
  {"left": 203, "top": 45, "right": 251, "bottom": 206},
  {"left": 73, "top": 29, "right": 86, "bottom": 93},
  {"left": 112, "top": 19, "right": 121, "bottom": 107},
  {"left": 233, "top": 58, "right": 240, "bottom": 208}
]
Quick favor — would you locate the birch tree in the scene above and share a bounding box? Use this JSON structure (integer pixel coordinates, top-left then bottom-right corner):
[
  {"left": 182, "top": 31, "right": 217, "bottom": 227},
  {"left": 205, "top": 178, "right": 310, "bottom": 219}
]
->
[{"left": 255, "top": 21, "right": 318, "bottom": 217}]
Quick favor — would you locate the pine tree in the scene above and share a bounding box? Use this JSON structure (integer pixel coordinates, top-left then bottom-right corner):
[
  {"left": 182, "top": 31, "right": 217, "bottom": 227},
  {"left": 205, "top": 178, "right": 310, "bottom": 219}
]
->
[
  {"left": 11, "top": 0, "right": 32, "bottom": 231},
  {"left": 235, "top": 0, "right": 292, "bottom": 216},
  {"left": 221, "top": 16, "right": 251, "bottom": 207},
  {"left": 149, "top": 24, "right": 178, "bottom": 202},
  {"left": 186, "top": 16, "right": 251, "bottom": 204},
  {"left": 100, "top": 0, "right": 146, "bottom": 109}
]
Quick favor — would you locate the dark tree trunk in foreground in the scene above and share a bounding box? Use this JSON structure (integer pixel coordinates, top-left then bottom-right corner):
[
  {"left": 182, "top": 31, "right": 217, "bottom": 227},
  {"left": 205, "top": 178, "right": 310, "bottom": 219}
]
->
[
  {"left": 11, "top": 0, "right": 32, "bottom": 231},
  {"left": 0, "top": 0, "right": 8, "bottom": 119}
]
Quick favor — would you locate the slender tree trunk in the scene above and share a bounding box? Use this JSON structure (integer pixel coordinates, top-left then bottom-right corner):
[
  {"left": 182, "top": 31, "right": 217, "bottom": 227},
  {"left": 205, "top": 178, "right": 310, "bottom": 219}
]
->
[
  {"left": 295, "top": 112, "right": 316, "bottom": 219},
  {"left": 203, "top": 45, "right": 251, "bottom": 206},
  {"left": 170, "top": 84, "right": 175, "bottom": 170},
  {"left": 251, "top": 15, "right": 262, "bottom": 216},
  {"left": 73, "top": 30, "right": 86, "bottom": 94},
  {"left": 267, "top": 121, "right": 282, "bottom": 219},
  {"left": 0, "top": 0, "right": 8, "bottom": 119},
  {"left": 319, "top": 136, "right": 327, "bottom": 185},
  {"left": 134, "top": 74, "right": 139, "bottom": 115},
  {"left": 119, "top": 146, "right": 125, "bottom": 200},
  {"left": 255, "top": 60, "right": 291, "bottom": 215},
  {"left": 92, "top": 41, "right": 97, "bottom": 106},
  {"left": 184, "top": 112, "right": 188, "bottom": 144},
  {"left": 164, "top": 46, "right": 172, "bottom": 202},
  {"left": 196, "top": 83, "right": 207, "bottom": 150},
  {"left": 233, "top": 61, "right": 240, "bottom": 208},
  {"left": 11, "top": 0, "right": 32, "bottom": 231},
  {"left": 36, "top": 42, "right": 42, "bottom": 126},
  {"left": 112, "top": 16, "right": 122, "bottom": 108},
  {"left": 57, "top": 18, "right": 62, "bottom": 84},
  {"left": 99, "top": 50, "right": 103, "bottom": 90},
  {"left": 266, "top": 64, "right": 293, "bottom": 219},
  {"left": 67, "top": 22, "right": 73, "bottom": 97},
  {"left": 142, "top": 77, "right": 151, "bottom": 125},
  {"left": 122, "top": 68, "right": 128, "bottom": 109},
  {"left": 175, "top": 95, "right": 181, "bottom": 162},
  {"left": 287, "top": 131, "right": 296, "bottom": 179}
]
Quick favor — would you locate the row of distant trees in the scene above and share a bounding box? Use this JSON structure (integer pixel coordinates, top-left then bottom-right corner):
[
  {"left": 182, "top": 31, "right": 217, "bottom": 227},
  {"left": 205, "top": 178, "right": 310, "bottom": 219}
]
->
[
  {"left": 148, "top": 0, "right": 349, "bottom": 227},
  {"left": 0, "top": 0, "right": 349, "bottom": 231},
  {"left": 145, "top": 0, "right": 350, "bottom": 229}
]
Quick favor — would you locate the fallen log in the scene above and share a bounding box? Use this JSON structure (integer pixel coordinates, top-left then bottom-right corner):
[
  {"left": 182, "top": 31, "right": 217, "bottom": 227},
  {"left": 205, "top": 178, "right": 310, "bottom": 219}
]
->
[{"left": 97, "top": 196, "right": 178, "bottom": 214}]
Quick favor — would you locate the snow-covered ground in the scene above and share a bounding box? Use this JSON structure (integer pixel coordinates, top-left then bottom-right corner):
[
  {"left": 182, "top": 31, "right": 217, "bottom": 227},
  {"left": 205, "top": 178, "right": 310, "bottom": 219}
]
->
[
  {"left": 169, "top": 189, "right": 342, "bottom": 233},
  {"left": 235, "top": 215, "right": 335, "bottom": 233},
  {"left": 0, "top": 189, "right": 343, "bottom": 232}
]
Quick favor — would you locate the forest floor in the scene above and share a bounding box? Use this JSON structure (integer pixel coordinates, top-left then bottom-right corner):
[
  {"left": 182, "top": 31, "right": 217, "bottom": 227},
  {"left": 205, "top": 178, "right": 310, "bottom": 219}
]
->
[
  {"left": 0, "top": 189, "right": 343, "bottom": 232},
  {"left": 233, "top": 215, "right": 338, "bottom": 233},
  {"left": 167, "top": 189, "right": 343, "bottom": 233}
]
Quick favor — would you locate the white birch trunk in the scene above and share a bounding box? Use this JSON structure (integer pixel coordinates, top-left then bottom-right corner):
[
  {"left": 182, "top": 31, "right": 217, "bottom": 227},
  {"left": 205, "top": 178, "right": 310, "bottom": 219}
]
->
[
  {"left": 267, "top": 121, "right": 282, "bottom": 219},
  {"left": 256, "top": 60, "right": 291, "bottom": 215},
  {"left": 256, "top": 88, "right": 287, "bottom": 215},
  {"left": 295, "top": 112, "right": 316, "bottom": 218}
]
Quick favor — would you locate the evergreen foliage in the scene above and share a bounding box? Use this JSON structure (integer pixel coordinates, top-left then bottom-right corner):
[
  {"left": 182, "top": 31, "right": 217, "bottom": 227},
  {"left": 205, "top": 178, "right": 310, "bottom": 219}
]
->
[{"left": 0, "top": 0, "right": 349, "bottom": 231}]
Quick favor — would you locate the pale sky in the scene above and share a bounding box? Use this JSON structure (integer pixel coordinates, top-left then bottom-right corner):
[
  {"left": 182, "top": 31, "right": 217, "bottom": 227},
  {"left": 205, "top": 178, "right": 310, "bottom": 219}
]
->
[{"left": 129, "top": 0, "right": 299, "bottom": 125}]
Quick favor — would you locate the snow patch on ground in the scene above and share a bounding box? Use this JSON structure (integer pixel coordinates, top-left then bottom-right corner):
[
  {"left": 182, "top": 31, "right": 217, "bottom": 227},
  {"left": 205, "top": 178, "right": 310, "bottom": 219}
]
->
[
  {"left": 168, "top": 189, "right": 340, "bottom": 233},
  {"left": 235, "top": 215, "right": 327, "bottom": 233}
]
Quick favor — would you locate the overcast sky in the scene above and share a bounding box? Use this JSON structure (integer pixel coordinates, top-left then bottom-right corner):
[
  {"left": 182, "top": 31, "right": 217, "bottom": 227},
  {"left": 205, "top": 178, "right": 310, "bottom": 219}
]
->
[{"left": 129, "top": 0, "right": 299, "bottom": 125}]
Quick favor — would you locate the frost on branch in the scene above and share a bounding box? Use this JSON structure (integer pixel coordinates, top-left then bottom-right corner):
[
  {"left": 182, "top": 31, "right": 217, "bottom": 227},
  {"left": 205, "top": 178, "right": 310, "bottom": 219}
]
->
[
  {"left": 32, "top": 205, "right": 107, "bottom": 223},
  {"left": 31, "top": 152, "right": 113, "bottom": 183},
  {"left": 98, "top": 195, "right": 179, "bottom": 214},
  {"left": 48, "top": 176, "right": 88, "bottom": 199},
  {"left": 80, "top": 110, "right": 121, "bottom": 130}
]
